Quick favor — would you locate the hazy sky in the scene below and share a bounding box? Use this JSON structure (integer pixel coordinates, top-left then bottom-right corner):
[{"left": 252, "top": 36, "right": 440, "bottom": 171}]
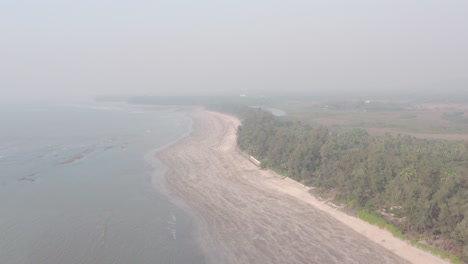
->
[{"left": 1, "top": 0, "right": 467, "bottom": 101}]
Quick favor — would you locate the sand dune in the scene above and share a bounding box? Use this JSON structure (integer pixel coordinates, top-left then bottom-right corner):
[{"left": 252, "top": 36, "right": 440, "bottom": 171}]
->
[{"left": 158, "top": 109, "right": 448, "bottom": 264}]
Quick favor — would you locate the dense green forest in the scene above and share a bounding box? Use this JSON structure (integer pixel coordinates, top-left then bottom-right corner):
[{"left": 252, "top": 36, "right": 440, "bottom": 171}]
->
[{"left": 237, "top": 108, "right": 468, "bottom": 261}]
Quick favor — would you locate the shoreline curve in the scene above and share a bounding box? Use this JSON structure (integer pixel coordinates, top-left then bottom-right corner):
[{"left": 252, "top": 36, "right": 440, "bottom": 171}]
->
[{"left": 158, "top": 108, "right": 449, "bottom": 264}]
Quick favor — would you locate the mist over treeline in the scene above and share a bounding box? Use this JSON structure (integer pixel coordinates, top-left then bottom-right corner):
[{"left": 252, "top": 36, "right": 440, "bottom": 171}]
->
[{"left": 97, "top": 88, "right": 468, "bottom": 106}]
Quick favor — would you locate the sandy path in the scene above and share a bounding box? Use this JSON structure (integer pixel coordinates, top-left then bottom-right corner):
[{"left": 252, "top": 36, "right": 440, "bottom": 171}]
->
[{"left": 158, "top": 109, "right": 449, "bottom": 264}]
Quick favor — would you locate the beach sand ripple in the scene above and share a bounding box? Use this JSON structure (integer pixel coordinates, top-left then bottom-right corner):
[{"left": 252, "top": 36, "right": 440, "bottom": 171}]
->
[{"left": 158, "top": 110, "right": 448, "bottom": 264}]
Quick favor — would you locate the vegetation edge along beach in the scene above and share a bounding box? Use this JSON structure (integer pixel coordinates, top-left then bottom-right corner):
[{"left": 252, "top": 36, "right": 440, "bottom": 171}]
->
[
  {"left": 235, "top": 107, "right": 467, "bottom": 263},
  {"left": 157, "top": 108, "right": 446, "bottom": 264}
]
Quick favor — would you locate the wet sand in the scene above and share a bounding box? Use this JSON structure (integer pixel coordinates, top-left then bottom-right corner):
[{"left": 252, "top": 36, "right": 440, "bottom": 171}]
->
[{"left": 158, "top": 109, "right": 448, "bottom": 264}]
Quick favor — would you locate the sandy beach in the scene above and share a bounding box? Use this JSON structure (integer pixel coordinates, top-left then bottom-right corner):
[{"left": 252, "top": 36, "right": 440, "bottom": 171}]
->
[{"left": 158, "top": 109, "right": 449, "bottom": 264}]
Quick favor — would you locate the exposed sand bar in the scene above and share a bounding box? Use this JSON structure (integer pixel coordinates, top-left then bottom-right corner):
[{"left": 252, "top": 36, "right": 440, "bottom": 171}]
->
[{"left": 158, "top": 109, "right": 448, "bottom": 264}]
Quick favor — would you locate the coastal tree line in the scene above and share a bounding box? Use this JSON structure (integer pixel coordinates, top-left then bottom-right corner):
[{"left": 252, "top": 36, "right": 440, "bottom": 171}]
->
[{"left": 237, "top": 108, "right": 468, "bottom": 261}]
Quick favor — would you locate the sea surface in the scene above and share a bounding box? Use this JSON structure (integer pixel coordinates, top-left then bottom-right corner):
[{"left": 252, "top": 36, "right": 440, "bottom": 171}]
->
[{"left": 0, "top": 103, "right": 205, "bottom": 264}]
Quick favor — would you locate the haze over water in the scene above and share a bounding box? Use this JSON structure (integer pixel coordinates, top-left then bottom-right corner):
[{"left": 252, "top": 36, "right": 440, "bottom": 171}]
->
[{"left": 0, "top": 104, "right": 205, "bottom": 264}]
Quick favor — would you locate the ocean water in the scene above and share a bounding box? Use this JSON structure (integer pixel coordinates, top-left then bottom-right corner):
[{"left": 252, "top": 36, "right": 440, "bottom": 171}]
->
[{"left": 0, "top": 104, "right": 205, "bottom": 264}]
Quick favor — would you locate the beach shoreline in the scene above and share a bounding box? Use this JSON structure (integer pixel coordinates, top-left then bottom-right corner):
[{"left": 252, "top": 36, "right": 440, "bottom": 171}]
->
[{"left": 157, "top": 108, "right": 449, "bottom": 264}]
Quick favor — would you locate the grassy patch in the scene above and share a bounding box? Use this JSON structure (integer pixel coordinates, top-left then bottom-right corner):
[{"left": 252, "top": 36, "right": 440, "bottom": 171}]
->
[
  {"left": 358, "top": 210, "right": 408, "bottom": 240},
  {"left": 334, "top": 196, "right": 357, "bottom": 207},
  {"left": 358, "top": 209, "right": 461, "bottom": 263},
  {"left": 450, "top": 255, "right": 462, "bottom": 264},
  {"left": 413, "top": 242, "right": 448, "bottom": 260},
  {"left": 267, "top": 165, "right": 289, "bottom": 178}
]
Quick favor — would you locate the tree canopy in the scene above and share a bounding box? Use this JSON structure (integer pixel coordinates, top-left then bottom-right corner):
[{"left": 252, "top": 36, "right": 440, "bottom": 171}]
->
[{"left": 237, "top": 108, "right": 468, "bottom": 260}]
